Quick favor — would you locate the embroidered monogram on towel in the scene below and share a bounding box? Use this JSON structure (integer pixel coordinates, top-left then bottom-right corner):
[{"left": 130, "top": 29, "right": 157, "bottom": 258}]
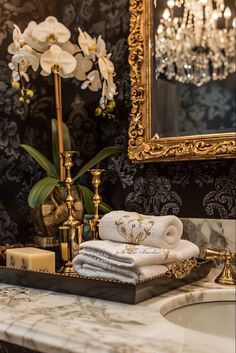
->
[
  {"left": 124, "top": 244, "right": 170, "bottom": 260},
  {"left": 115, "top": 214, "right": 155, "bottom": 244},
  {"left": 99, "top": 211, "right": 183, "bottom": 249}
]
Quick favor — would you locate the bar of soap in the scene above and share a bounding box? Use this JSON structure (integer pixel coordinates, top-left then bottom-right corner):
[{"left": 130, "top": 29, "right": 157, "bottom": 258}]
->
[{"left": 6, "top": 247, "right": 55, "bottom": 273}]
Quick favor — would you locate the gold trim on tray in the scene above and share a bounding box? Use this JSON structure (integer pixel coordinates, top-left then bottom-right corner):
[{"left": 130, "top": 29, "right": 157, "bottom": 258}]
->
[
  {"left": 128, "top": 0, "right": 236, "bottom": 162},
  {"left": 0, "top": 259, "right": 213, "bottom": 304},
  {"left": 0, "top": 258, "right": 205, "bottom": 283}
]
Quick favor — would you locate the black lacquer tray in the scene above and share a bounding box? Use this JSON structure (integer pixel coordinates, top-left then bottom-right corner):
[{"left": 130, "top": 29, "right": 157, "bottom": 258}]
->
[{"left": 0, "top": 259, "right": 213, "bottom": 304}]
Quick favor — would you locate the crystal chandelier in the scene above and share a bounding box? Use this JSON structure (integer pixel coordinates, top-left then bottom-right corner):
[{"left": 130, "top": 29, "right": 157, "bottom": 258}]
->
[{"left": 155, "top": 0, "right": 236, "bottom": 86}]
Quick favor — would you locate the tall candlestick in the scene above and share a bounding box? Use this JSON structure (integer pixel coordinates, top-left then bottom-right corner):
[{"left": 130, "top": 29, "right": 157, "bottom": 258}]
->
[
  {"left": 59, "top": 151, "right": 83, "bottom": 275},
  {"left": 88, "top": 169, "right": 105, "bottom": 240}
]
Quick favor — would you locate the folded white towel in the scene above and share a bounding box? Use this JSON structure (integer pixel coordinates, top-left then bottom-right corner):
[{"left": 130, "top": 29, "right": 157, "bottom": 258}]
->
[
  {"left": 73, "top": 263, "right": 168, "bottom": 284},
  {"left": 99, "top": 211, "right": 183, "bottom": 249},
  {"left": 72, "top": 239, "right": 200, "bottom": 283},
  {"left": 75, "top": 239, "right": 199, "bottom": 267}
]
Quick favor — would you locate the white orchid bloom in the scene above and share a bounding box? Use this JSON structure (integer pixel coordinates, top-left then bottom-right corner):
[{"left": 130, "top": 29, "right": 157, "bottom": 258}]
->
[
  {"left": 73, "top": 53, "right": 93, "bottom": 81},
  {"left": 8, "top": 17, "right": 117, "bottom": 112},
  {"left": 8, "top": 63, "right": 21, "bottom": 81},
  {"left": 98, "top": 55, "right": 115, "bottom": 80},
  {"left": 100, "top": 75, "right": 117, "bottom": 104},
  {"left": 78, "top": 28, "right": 97, "bottom": 57},
  {"left": 61, "top": 41, "right": 79, "bottom": 55},
  {"left": 107, "top": 78, "right": 117, "bottom": 100},
  {"left": 23, "top": 21, "right": 49, "bottom": 52},
  {"left": 10, "top": 45, "right": 39, "bottom": 82},
  {"left": 81, "top": 70, "right": 102, "bottom": 92},
  {"left": 40, "top": 44, "right": 77, "bottom": 77},
  {"left": 8, "top": 24, "right": 25, "bottom": 54},
  {"left": 94, "top": 34, "right": 115, "bottom": 86},
  {"left": 95, "top": 35, "right": 115, "bottom": 80},
  {"left": 32, "top": 16, "right": 70, "bottom": 46},
  {"left": 96, "top": 35, "right": 106, "bottom": 56}
]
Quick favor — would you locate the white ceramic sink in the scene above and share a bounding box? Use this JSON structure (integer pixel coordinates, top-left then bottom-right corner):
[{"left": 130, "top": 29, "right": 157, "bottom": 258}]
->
[
  {"left": 165, "top": 300, "right": 235, "bottom": 339},
  {"left": 160, "top": 289, "right": 236, "bottom": 344}
]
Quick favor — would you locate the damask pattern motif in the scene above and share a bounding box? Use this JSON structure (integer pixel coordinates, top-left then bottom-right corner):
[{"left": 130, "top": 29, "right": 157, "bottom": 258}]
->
[
  {"left": 0, "top": 202, "right": 18, "bottom": 244},
  {"left": 203, "top": 161, "right": 236, "bottom": 218},
  {"left": 0, "top": 0, "right": 235, "bottom": 248},
  {"left": 125, "top": 168, "right": 182, "bottom": 215},
  {"left": 0, "top": 0, "right": 56, "bottom": 46},
  {"left": 178, "top": 80, "right": 235, "bottom": 134}
]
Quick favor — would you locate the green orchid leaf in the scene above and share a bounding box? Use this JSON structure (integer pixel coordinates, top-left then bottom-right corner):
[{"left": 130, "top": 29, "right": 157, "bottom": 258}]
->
[
  {"left": 79, "top": 184, "right": 112, "bottom": 214},
  {"left": 28, "top": 176, "right": 61, "bottom": 209},
  {"left": 20, "top": 144, "right": 59, "bottom": 178},
  {"left": 73, "top": 146, "right": 125, "bottom": 182},
  {"left": 79, "top": 184, "right": 94, "bottom": 214},
  {"left": 98, "top": 200, "right": 113, "bottom": 214},
  {"left": 51, "top": 119, "right": 72, "bottom": 175}
]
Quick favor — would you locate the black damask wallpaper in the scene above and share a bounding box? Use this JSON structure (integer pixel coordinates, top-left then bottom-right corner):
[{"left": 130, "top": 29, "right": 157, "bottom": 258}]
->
[{"left": 0, "top": 0, "right": 235, "bottom": 247}]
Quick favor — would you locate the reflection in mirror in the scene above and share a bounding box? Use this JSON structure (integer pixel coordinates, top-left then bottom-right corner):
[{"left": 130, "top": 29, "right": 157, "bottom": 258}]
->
[
  {"left": 153, "top": 0, "right": 236, "bottom": 138},
  {"left": 153, "top": 74, "right": 236, "bottom": 138},
  {"left": 128, "top": 0, "right": 236, "bottom": 162}
]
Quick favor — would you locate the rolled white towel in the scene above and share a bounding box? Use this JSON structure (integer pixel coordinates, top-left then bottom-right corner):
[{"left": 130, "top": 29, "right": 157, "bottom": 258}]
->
[
  {"left": 72, "top": 239, "right": 200, "bottom": 283},
  {"left": 99, "top": 211, "right": 183, "bottom": 249}
]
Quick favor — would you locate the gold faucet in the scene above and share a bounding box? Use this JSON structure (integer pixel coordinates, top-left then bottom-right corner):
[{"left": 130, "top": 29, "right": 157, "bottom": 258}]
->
[{"left": 204, "top": 248, "right": 236, "bottom": 285}]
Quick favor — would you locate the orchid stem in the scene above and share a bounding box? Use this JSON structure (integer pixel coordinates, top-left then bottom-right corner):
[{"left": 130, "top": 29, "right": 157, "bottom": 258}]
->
[{"left": 54, "top": 72, "right": 64, "bottom": 181}]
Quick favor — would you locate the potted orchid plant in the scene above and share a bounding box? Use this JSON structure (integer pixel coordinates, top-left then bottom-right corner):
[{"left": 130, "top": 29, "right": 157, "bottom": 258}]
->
[{"left": 8, "top": 16, "right": 124, "bottom": 234}]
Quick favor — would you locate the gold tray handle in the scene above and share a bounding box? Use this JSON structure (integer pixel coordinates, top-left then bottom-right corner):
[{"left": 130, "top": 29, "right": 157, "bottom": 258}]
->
[{"left": 166, "top": 258, "right": 199, "bottom": 279}]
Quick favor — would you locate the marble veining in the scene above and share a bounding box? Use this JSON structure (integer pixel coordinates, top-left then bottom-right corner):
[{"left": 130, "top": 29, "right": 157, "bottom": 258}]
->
[
  {"left": 181, "top": 218, "right": 235, "bottom": 256},
  {"left": 0, "top": 268, "right": 235, "bottom": 353}
]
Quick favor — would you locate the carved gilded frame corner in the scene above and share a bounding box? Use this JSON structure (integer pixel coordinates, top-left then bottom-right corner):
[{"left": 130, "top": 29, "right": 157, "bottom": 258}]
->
[{"left": 127, "top": 0, "right": 236, "bottom": 163}]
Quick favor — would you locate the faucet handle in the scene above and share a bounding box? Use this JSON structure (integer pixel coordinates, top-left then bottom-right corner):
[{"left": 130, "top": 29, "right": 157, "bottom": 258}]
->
[
  {"left": 204, "top": 248, "right": 223, "bottom": 260},
  {"left": 204, "top": 248, "right": 236, "bottom": 285},
  {"left": 204, "top": 248, "right": 232, "bottom": 260}
]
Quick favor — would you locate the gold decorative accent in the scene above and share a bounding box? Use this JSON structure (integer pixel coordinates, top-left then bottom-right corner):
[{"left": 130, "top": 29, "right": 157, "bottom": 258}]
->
[
  {"left": 88, "top": 169, "right": 105, "bottom": 240},
  {"left": 53, "top": 72, "right": 64, "bottom": 180},
  {"left": 128, "top": 0, "right": 236, "bottom": 163},
  {"left": 204, "top": 248, "right": 236, "bottom": 285},
  {"left": 115, "top": 214, "right": 154, "bottom": 244},
  {"left": 59, "top": 151, "right": 83, "bottom": 275},
  {"left": 0, "top": 259, "right": 210, "bottom": 285},
  {"left": 166, "top": 258, "right": 199, "bottom": 279}
]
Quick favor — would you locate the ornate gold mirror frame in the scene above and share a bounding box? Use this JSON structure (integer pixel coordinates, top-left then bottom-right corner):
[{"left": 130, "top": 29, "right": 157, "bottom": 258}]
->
[{"left": 128, "top": 0, "right": 236, "bottom": 163}]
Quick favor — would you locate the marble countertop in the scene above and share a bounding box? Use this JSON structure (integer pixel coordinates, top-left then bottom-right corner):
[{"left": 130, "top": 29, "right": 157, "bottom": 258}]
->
[{"left": 0, "top": 268, "right": 235, "bottom": 353}]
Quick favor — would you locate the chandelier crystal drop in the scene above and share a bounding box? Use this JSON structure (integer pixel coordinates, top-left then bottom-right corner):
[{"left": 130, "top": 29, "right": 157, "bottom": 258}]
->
[{"left": 155, "top": 0, "right": 236, "bottom": 86}]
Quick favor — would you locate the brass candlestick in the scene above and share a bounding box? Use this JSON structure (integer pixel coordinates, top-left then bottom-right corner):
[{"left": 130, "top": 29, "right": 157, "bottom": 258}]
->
[
  {"left": 59, "top": 151, "right": 83, "bottom": 275},
  {"left": 88, "top": 169, "right": 105, "bottom": 240}
]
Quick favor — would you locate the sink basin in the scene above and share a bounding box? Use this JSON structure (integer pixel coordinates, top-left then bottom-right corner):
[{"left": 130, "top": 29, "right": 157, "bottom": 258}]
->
[
  {"left": 165, "top": 300, "right": 235, "bottom": 339},
  {"left": 160, "top": 288, "right": 235, "bottom": 343}
]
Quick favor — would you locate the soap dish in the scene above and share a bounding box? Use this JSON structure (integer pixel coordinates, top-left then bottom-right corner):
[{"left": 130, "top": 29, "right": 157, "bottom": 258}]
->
[{"left": 0, "top": 259, "right": 213, "bottom": 304}]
